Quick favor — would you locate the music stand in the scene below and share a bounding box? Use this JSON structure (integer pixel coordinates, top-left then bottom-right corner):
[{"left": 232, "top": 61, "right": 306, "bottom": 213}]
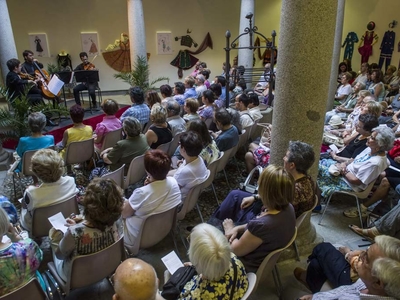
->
[
  {"left": 56, "top": 71, "right": 73, "bottom": 108},
  {"left": 74, "top": 70, "right": 100, "bottom": 113}
]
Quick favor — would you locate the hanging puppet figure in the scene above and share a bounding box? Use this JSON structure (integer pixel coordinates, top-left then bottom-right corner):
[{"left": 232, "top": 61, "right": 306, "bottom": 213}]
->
[
  {"left": 34, "top": 36, "right": 44, "bottom": 57},
  {"left": 358, "top": 21, "right": 379, "bottom": 64},
  {"left": 342, "top": 32, "right": 359, "bottom": 61},
  {"left": 379, "top": 28, "right": 396, "bottom": 70}
]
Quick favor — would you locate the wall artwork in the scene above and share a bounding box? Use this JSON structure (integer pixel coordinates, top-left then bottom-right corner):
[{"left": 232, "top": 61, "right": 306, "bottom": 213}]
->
[
  {"left": 156, "top": 31, "right": 172, "bottom": 55},
  {"left": 28, "top": 33, "right": 50, "bottom": 57},
  {"left": 81, "top": 32, "right": 99, "bottom": 56}
]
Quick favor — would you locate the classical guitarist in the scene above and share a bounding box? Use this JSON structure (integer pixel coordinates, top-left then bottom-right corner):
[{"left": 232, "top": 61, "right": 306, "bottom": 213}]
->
[{"left": 73, "top": 52, "right": 98, "bottom": 107}]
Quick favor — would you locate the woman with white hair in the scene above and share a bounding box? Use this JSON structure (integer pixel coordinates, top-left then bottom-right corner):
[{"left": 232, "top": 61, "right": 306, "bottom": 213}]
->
[
  {"left": 0, "top": 207, "right": 42, "bottom": 295},
  {"left": 101, "top": 116, "right": 149, "bottom": 174},
  {"left": 145, "top": 103, "right": 173, "bottom": 149},
  {"left": 179, "top": 223, "right": 248, "bottom": 299},
  {"left": 20, "top": 149, "right": 78, "bottom": 232}
]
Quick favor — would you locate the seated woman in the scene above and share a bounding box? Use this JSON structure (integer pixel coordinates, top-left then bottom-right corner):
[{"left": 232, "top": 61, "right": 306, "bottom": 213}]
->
[
  {"left": 58, "top": 105, "right": 93, "bottom": 159},
  {"left": 0, "top": 207, "right": 42, "bottom": 295},
  {"left": 145, "top": 103, "right": 173, "bottom": 149},
  {"left": 168, "top": 131, "right": 210, "bottom": 202},
  {"left": 318, "top": 126, "right": 395, "bottom": 200},
  {"left": 122, "top": 150, "right": 181, "bottom": 252},
  {"left": 101, "top": 117, "right": 149, "bottom": 175},
  {"left": 146, "top": 90, "right": 162, "bottom": 109},
  {"left": 15, "top": 112, "right": 54, "bottom": 173},
  {"left": 369, "top": 69, "right": 385, "bottom": 102},
  {"left": 222, "top": 165, "right": 296, "bottom": 272},
  {"left": 20, "top": 149, "right": 78, "bottom": 232},
  {"left": 49, "top": 178, "right": 124, "bottom": 282},
  {"left": 198, "top": 90, "right": 215, "bottom": 121},
  {"left": 93, "top": 98, "right": 122, "bottom": 151},
  {"left": 183, "top": 98, "right": 200, "bottom": 122},
  {"left": 213, "top": 141, "right": 315, "bottom": 224},
  {"left": 178, "top": 223, "right": 248, "bottom": 299},
  {"left": 187, "top": 119, "right": 220, "bottom": 166}
]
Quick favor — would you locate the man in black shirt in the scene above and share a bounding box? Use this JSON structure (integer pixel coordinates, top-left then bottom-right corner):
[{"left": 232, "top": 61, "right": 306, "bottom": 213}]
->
[
  {"left": 21, "top": 50, "right": 43, "bottom": 77},
  {"left": 73, "top": 52, "right": 97, "bottom": 107}
]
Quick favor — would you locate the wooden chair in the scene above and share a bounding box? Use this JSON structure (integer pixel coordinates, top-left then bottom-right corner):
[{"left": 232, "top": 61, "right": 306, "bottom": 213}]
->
[
  {"left": 101, "top": 164, "right": 125, "bottom": 189},
  {"left": 31, "top": 195, "right": 79, "bottom": 238},
  {"left": 318, "top": 180, "right": 377, "bottom": 229},
  {"left": 125, "top": 206, "right": 179, "bottom": 256},
  {"left": 124, "top": 154, "right": 146, "bottom": 189},
  {"left": 99, "top": 128, "right": 122, "bottom": 152},
  {"left": 47, "top": 237, "right": 125, "bottom": 297},
  {"left": 0, "top": 277, "right": 48, "bottom": 300}
]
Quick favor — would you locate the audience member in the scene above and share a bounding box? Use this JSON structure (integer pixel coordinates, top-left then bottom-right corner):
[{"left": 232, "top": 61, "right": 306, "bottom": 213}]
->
[
  {"left": 352, "top": 62, "right": 369, "bottom": 87},
  {"left": 195, "top": 74, "right": 207, "bottom": 98},
  {"left": 120, "top": 87, "right": 150, "bottom": 125},
  {"left": 247, "top": 91, "right": 263, "bottom": 121},
  {"left": 190, "top": 61, "right": 201, "bottom": 78},
  {"left": 213, "top": 108, "right": 239, "bottom": 151},
  {"left": 183, "top": 98, "right": 200, "bottom": 122},
  {"left": 173, "top": 82, "right": 186, "bottom": 106},
  {"left": 198, "top": 90, "right": 215, "bottom": 121},
  {"left": 235, "top": 93, "right": 254, "bottom": 128},
  {"left": 210, "top": 83, "right": 224, "bottom": 108},
  {"left": 166, "top": 100, "right": 186, "bottom": 136},
  {"left": 145, "top": 104, "right": 173, "bottom": 149},
  {"left": 201, "top": 69, "right": 211, "bottom": 89},
  {"left": 160, "top": 84, "right": 173, "bottom": 105},
  {"left": 183, "top": 76, "right": 197, "bottom": 100},
  {"left": 334, "top": 72, "right": 352, "bottom": 104},
  {"left": 383, "top": 65, "right": 397, "bottom": 89},
  {"left": 146, "top": 90, "right": 162, "bottom": 109},
  {"left": 369, "top": 69, "right": 385, "bottom": 102}
]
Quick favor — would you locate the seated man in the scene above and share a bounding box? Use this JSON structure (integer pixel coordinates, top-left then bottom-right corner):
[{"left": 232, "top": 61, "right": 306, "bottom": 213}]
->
[
  {"left": 214, "top": 75, "right": 227, "bottom": 101},
  {"left": 112, "top": 258, "right": 164, "bottom": 300},
  {"left": 334, "top": 72, "right": 353, "bottom": 105},
  {"left": 384, "top": 82, "right": 399, "bottom": 103},
  {"left": 296, "top": 235, "right": 400, "bottom": 299},
  {"left": 120, "top": 87, "right": 150, "bottom": 126},
  {"left": 73, "top": 52, "right": 98, "bottom": 107},
  {"left": 166, "top": 99, "right": 186, "bottom": 136},
  {"left": 379, "top": 93, "right": 400, "bottom": 125},
  {"left": 212, "top": 108, "right": 239, "bottom": 151},
  {"left": 352, "top": 62, "right": 369, "bottom": 87},
  {"left": 247, "top": 91, "right": 263, "bottom": 121},
  {"left": 235, "top": 93, "right": 254, "bottom": 128}
]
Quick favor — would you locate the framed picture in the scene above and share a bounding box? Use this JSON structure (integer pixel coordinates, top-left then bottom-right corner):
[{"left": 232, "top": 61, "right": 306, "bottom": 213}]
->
[
  {"left": 81, "top": 32, "right": 99, "bottom": 56},
  {"left": 156, "top": 31, "right": 172, "bottom": 55},
  {"left": 28, "top": 33, "right": 50, "bottom": 58}
]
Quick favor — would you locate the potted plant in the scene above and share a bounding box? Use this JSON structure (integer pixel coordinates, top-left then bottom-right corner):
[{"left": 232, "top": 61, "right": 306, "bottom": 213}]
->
[{"left": 114, "top": 55, "right": 169, "bottom": 93}]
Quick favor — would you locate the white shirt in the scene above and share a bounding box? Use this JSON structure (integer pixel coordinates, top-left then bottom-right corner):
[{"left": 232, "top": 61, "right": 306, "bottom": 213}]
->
[
  {"left": 167, "top": 115, "right": 186, "bottom": 136},
  {"left": 239, "top": 110, "right": 255, "bottom": 128},
  {"left": 249, "top": 106, "right": 263, "bottom": 121},
  {"left": 336, "top": 84, "right": 353, "bottom": 99},
  {"left": 195, "top": 85, "right": 207, "bottom": 98}
]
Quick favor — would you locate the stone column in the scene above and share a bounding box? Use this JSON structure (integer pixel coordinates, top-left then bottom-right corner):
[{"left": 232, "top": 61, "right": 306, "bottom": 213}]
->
[
  {"left": 326, "top": 0, "right": 346, "bottom": 111},
  {"left": 0, "top": 0, "right": 18, "bottom": 82},
  {"left": 269, "top": 0, "right": 339, "bottom": 259},
  {"left": 127, "top": 0, "right": 147, "bottom": 68},
  {"left": 238, "top": 0, "right": 254, "bottom": 88}
]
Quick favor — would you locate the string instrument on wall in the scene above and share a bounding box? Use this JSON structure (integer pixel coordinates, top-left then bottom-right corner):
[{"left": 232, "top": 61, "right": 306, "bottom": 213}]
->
[{"left": 33, "top": 61, "right": 61, "bottom": 99}]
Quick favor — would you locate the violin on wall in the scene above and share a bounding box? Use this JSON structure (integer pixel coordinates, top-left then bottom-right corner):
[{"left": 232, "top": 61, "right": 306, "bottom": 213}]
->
[{"left": 33, "top": 61, "right": 61, "bottom": 99}]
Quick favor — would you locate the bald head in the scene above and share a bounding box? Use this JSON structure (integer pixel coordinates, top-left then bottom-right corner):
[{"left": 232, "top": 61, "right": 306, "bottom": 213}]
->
[{"left": 113, "top": 258, "right": 158, "bottom": 300}]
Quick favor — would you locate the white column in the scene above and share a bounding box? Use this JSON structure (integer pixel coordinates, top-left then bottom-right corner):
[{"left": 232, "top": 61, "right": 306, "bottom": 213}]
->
[
  {"left": 326, "top": 0, "right": 346, "bottom": 111},
  {"left": 238, "top": 0, "right": 254, "bottom": 88},
  {"left": 127, "top": 0, "right": 147, "bottom": 68},
  {"left": 0, "top": 0, "right": 18, "bottom": 82}
]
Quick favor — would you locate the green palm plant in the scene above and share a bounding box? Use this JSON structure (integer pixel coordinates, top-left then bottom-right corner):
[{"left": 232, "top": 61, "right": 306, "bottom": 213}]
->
[
  {"left": 114, "top": 55, "right": 169, "bottom": 93},
  {"left": 0, "top": 86, "right": 69, "bottom": 144}
]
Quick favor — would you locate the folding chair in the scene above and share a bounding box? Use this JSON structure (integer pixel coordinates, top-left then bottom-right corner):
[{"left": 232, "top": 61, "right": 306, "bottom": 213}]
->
[
  {"left": 64, "top": 138, "right": 95, "bottom": 174},
  {"left": 0, "top": 277, "right": 48, "bottom": 300},
  {"left": 101, "top": 164, "right": 125, "bottom": 189},
  {"left": 99, "top": 128, "right": 122, "bottom": 152},
  {"left": 124, "top": 154, "right": 146, "bottom": 189}
]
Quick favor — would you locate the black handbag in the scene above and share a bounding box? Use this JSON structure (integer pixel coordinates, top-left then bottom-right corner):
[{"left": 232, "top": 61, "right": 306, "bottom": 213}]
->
[{"left": 161, "top": 265, "right": 197, "bottom": 300}]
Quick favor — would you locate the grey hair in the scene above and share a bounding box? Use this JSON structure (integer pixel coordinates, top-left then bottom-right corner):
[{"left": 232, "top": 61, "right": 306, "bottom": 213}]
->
[
  {"left": 123, "top": 117, "right": 142, "bottom": 137},
  {"left": 359, "top": 90, "right": 372, "bottom": 98},
  {"left": 0, "top": 207, "right": 9, "bottom": 237},
  {"left": 356, "top": 82, "right": 366, "bottom": 90},
  {"left": 372, "top": 126, "right": 395, "bottom": 151},
  {"left": 287, "top": 141, "right": 315, "bottom": 174},
  {"left": 31, "top": 149, "right": 64, "bottom": 183},
  {"left": 196, "top": 74, "right": 205, "bottom": 83},
  {"left": 226, "top": 108, "right": 242, "bottom": 133},
  {"left": 371, "top": 258, "right": 400, "bottom": 299},
  {"left": 28, "top": 112, "right": 46, "bottom": 133},
  {"left": 188, "top": 223, "right": 231, "bottom": 281},
  {"left": 375, "top": 235, "right": 400, "bottom": 261},
  {"left": 166, "top": 100, "right": 181, "bottom": 116},
  {"left": 150, "top": 103, "right": 167, "bottom": 124}
]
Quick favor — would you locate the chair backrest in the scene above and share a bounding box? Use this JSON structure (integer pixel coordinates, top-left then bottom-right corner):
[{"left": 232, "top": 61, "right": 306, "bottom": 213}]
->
[
  {"left": 21, "top": 149, "right": 38, "bottom": 177},
  {"left": 254, "top": 227, "right": 297, "bottom": 292},
  {"left": 124, "top": 154, "right": 146, "bottom": 189},
  {"left": 177, "top": 174, "right": 210, "bottom": 221},
  {"left": 100, "top": 128, "right": 122, "bottom": 152},
  {"left": 157, "top": 141, "right": 172, "bottom": 154},
  {"left": 142, "top": 120, "right": 152, "bottom": 133},
  {"left": 32, "top": 195, "right": 79, "bottom": 238},
  {"left": 295, "top": 195, "right": 319, "bottom": 230},
  {"left": 168, "top": 132, "right": 183, "bottom": 157},
  {"left": 0, "top": 277, "right": 48, "bottom": 300},
  {"left": 204, "top": 118, "right": 213, "bottom": 129},
  {"left": 202, "top": 152, "right": 224, "bottom": 190},
  {"left": 128, "top": 206, "right": 179, "bottom": 256},
  {"left": 68, "top": 237, "right": 125, "bottom": 291},
  {"left": 216, "top": 147, "right": 235, "bottom": 173},
  {"left": 241, "top": 272, "right": 257, "bottom": 300},
  {"left": 237, "top": 129, "right": 248, "bottom": 149},
  {"left": 65, "top": 138, "right": 94, "bottom": 165},
  {"left": 101, "top": 164, "right": 125, "bottom": 189}
]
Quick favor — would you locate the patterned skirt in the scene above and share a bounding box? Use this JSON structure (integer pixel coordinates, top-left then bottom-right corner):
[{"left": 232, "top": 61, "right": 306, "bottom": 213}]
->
[{"left": 317, "top": 159, "right": 353, "bottom": 198}]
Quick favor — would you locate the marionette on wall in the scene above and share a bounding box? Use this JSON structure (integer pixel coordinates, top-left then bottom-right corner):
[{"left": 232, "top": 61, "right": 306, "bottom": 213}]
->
[
  {"left": 342, "top": 32, "right": 359, "bottom": 63},
  {"left": 358, "top": 21, "right": 379, "bottom": 64},
  {"left": 379, "top": 20, "right": 397, "bottom": 70}
]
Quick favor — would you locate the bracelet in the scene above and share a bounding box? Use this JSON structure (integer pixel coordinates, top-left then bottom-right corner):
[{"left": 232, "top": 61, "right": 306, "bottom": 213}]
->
[{"left": 253, "top": 194, "right": 260, "bottom": 202}]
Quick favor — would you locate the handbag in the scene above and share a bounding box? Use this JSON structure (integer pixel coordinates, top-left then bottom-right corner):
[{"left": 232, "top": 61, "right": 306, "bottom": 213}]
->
[
  {"left": 240, "top": 166, "right": 263, "bottom": 194},
  {"left": 161, "top": 265, "right": 197, "bottom": 300},
  {"left": 257, "top": 123, "right": 272, "bottom": 146}
]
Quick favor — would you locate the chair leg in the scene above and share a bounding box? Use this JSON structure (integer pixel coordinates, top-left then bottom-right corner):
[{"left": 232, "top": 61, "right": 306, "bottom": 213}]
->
[
  {"left": 211, "top": 183, "right": 219, "bottom": 205},
  {"left": 223, "top": 169, "right": 230, "bottom": 188},
  {"left": 318, "top": 192, "right": 334, "bottom": 225},
  {"left": 293, "top": 240, "right": 300, "bottom": 261},
  {"left": 272, "top": 265, "right": 282, "bottom": 299},
  {"left": 195, "top": 203, "right": 204, "bottom": 223},
  {"left": 355, "top": 196, "right": 364, "bottom": 229},
  {"left": 176, "top": 224, "right": 188, "bottom": 250},
  {"left": 170, "top": 230, "right": 180, "bottom": 257}
]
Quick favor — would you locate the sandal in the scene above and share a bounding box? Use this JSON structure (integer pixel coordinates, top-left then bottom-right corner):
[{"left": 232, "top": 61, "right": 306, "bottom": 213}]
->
[
  {"left": 343, "top": 207, "right": 367, "bottom": 218},
  {"left": 348, "top": 224, "right": 379, "bottom": 240}
]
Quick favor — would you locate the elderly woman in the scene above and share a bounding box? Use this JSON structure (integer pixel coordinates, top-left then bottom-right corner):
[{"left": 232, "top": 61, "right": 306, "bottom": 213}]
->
[
  {"left": 213, "top": 141, "right": 314, "bottom": 225},
  {"left": 318, "top": 126, "right": 395, "bottom": 201},
  {"left": 222, "top": 165, "right": 296, "bottom": 272},
  {"left": 179, "top": 223, "right": 248, "bottom": 299},
  {"left": 145, "top": 103, "right": 173, "bottom": 149},
  {"left": 0, "top": 207, "right": 42, "bottom": 295},
  {"left": 20, "top": 149, "right": 78, "bottom": 232},
  {"left": 369, "top": 69, "right": 385, "bottom": 102},
  {"left": 101, "top": 117, "right": 149, "bottom": 174},
  {"left": 183, "top": 98, "right": 200, "bottom": 122},
  {"left": 15, "top": 112, "right": 54, "bottom": 172},
  {"left": 49, "top": 178, "right": 124, "bottom": 282},
  {"left": 93, "top": 98, "right": 122, "bottom": 151},
  {"left": 122, "top": 150, "right": 181, "bottom": 252}
]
